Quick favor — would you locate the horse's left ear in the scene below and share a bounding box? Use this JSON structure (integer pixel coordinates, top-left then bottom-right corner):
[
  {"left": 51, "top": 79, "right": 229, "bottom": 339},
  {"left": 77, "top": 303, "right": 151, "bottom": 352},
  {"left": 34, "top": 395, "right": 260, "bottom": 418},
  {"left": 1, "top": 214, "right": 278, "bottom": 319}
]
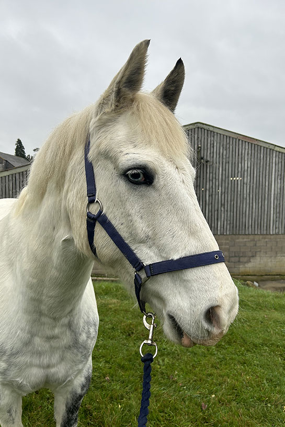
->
[{"left": 152, "top": 58, "right": 185, "bottom": 113}]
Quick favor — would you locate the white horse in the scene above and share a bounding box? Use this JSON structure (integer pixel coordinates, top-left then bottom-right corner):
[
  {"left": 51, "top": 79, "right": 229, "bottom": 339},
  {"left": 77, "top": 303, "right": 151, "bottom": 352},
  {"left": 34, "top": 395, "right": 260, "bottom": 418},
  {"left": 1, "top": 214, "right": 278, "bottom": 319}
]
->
[{"left": 0, "top": 40, "right": 238, "bottom": 427}]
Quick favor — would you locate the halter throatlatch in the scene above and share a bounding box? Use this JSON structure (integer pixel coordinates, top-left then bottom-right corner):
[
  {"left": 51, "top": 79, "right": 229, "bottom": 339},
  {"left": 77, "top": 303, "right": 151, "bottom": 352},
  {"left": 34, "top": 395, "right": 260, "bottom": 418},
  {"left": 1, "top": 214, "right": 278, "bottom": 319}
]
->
[{"left": 85, "top": 141, "right": 225, "bottom": 313}]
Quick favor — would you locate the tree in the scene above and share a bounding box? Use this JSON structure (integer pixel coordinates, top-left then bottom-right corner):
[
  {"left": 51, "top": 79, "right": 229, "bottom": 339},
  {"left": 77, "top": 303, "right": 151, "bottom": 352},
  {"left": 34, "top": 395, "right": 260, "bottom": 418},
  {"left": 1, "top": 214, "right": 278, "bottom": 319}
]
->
[
  {"left": 15, "top": 139, "right": 27, "bottom": 160},
  {"left": 26, "top": 148, "right": 39, "bottom": 162}
]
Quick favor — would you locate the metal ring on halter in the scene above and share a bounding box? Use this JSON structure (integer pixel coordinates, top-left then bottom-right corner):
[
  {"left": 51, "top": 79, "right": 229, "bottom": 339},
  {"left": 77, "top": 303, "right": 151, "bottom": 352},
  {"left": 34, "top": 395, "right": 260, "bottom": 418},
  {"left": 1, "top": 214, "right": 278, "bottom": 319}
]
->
[
  {"left": 136, "top": 266, "right": 149, "bottom": 287},
  {"left": 86, "top": 198, "right": 104, "bottom": 215},
  {"left": 140, "top": 340, "right": 158, "bottom": 358}
]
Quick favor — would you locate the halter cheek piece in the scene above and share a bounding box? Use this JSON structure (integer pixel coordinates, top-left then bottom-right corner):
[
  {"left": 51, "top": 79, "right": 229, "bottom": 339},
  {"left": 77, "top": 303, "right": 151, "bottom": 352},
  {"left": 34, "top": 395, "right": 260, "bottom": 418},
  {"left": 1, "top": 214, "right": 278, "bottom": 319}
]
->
[{"left": 85, "top": 141, "right": 225, "bottom": 313}]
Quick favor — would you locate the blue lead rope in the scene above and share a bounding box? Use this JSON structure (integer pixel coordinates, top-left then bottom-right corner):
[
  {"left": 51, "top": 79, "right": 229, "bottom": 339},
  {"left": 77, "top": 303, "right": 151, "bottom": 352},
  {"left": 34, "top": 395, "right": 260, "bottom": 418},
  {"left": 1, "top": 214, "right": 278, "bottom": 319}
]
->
[{"left": 138, "top": 353, "right": 154, "bottom": 427}]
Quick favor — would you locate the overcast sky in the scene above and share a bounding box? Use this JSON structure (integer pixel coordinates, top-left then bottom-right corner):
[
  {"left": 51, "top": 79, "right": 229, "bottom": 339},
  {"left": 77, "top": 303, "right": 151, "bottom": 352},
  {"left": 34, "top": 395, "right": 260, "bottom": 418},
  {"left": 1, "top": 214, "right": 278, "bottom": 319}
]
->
[{"left": 1, "top": 0, "right": 285, "bottom": 156}]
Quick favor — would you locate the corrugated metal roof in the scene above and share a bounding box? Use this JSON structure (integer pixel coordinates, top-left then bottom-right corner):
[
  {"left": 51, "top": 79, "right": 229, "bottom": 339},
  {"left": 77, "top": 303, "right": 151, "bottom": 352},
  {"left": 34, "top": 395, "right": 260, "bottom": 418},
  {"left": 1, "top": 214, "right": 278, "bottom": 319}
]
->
[
  {"left": 184, "top": 122, "right": 285, "bottom": 154},
  {"left": 0, "top": 152, "right": 30, "bottom": 168}
]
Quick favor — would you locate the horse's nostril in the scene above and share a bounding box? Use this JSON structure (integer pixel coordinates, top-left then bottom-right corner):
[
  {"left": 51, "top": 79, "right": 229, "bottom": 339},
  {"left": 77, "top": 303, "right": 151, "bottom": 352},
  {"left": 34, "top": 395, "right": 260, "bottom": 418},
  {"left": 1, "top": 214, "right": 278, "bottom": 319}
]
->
[{"left": 204, "top": 306, "right": 222, "bottom": 331}]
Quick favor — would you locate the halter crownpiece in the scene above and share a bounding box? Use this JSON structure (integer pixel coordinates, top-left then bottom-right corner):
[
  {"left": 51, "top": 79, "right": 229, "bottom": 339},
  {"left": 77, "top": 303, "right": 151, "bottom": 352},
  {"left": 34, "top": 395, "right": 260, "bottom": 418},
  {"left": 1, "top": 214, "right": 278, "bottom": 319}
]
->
[{"left": 84, "top": 141, "right": 225, "bottom": 313}]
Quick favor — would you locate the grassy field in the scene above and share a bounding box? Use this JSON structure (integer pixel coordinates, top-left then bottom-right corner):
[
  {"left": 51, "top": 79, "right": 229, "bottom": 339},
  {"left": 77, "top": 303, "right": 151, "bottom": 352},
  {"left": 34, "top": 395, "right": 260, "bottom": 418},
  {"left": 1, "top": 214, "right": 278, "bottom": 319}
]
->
[{"left": 22, "top": 280, "right": 285, "bottom": 426}]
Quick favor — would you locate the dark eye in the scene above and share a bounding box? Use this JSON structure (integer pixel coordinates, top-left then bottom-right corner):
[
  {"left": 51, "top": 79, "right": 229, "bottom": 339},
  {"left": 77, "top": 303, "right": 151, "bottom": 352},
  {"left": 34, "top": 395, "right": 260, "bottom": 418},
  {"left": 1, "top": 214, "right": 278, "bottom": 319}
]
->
[{"left": 125, "top": 168, "right": 153, "bottom": 185}]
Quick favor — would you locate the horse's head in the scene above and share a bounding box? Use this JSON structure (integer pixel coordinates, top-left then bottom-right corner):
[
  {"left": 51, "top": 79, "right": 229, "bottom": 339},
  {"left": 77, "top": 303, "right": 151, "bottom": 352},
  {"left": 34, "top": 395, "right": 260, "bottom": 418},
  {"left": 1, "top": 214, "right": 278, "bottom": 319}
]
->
[{"left": 84, "top": 40, "right": 238, "bottom": 347}]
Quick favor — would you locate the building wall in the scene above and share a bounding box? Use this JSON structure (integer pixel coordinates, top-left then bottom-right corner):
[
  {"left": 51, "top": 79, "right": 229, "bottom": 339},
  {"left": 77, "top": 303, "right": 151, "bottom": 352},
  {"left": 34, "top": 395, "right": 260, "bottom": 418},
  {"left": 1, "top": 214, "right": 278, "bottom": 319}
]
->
[
  {"left": 0, "top": 158, "right": 13, "bottom": 172},
  {"left": 183, "top": 123, "right": 285, "bottom": 278},
  {"left": 216, "top": 234, "right": 285, "bottom": 277},
  {"left": 185, "top": 123, "right": 285, "bottom": 235},
  {"left": 0, "top": 166, "right": 30, "bottom": 198}
]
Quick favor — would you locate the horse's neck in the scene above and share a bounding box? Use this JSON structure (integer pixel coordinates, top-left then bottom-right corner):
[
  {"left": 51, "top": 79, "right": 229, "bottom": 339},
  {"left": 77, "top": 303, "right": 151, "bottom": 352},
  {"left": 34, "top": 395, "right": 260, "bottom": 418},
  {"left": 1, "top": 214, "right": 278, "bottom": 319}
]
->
[{"left": 6, "top": 189, "right": 93, "bottom": 319}]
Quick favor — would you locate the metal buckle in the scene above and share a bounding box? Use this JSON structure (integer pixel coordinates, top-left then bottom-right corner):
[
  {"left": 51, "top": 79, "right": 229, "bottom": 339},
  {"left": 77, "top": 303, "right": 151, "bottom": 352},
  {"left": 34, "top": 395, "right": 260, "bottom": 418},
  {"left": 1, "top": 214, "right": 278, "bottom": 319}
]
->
[{"left": 139, "top": 312, "right": 158, "bottom": 358}]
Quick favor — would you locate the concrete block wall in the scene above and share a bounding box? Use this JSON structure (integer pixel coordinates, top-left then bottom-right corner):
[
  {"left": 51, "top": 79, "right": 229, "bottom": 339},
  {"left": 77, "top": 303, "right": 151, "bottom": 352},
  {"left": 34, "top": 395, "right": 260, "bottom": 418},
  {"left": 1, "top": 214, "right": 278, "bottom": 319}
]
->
[{"left": 215, "top": 235, "right": 285, "bottom": 277}]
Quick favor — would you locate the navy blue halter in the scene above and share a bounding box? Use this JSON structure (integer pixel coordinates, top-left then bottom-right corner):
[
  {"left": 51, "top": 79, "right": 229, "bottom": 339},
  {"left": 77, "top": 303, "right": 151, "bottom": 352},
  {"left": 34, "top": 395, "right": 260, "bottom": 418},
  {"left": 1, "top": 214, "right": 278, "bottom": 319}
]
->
[{"left": 84, "top": 140, "right": 225, "bottom": 313}]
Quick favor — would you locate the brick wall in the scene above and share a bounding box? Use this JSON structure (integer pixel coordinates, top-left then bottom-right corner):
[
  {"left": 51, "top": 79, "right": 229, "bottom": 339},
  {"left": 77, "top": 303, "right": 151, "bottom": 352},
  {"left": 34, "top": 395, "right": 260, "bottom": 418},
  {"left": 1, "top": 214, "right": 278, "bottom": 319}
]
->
[{"left": 216, "top": 235, "right": 285, "bottom": 277}]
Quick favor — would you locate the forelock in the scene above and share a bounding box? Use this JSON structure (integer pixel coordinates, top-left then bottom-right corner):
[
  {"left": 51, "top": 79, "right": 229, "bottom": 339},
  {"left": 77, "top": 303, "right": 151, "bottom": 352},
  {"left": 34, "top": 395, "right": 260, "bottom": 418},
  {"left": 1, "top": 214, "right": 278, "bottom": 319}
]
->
[{"left": 131, "top": 93, "right": 191, "bottom": 161}]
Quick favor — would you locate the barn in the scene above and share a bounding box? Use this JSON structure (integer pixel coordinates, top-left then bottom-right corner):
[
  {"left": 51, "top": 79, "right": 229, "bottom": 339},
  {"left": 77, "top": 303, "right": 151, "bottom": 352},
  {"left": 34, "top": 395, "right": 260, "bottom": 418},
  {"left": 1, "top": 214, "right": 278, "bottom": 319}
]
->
[
  {"left": 185, "top": 122, "right": 285, "bottom": 279},
  {"left": 0, "top": 152, "right": 30, "bottom": 199},
  {"left": 0, "top": 164, "right": 30, "bottom": 199},
  {"left": 1, "top": 122, "right": 284, "bottom": 280},
  {"left": 0, "top": 152, "right": 30, "bottom": 172}
]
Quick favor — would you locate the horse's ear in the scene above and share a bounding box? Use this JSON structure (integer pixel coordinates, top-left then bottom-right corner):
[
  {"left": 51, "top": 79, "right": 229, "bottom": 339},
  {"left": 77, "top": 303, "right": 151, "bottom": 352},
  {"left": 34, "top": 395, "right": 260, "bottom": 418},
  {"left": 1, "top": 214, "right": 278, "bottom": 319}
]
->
[
  {"left": 96, "top": 40, "right": 150, "bottom": 115},
  {"left": 152, "top": 58, "right": 185, "bottom": 112}
]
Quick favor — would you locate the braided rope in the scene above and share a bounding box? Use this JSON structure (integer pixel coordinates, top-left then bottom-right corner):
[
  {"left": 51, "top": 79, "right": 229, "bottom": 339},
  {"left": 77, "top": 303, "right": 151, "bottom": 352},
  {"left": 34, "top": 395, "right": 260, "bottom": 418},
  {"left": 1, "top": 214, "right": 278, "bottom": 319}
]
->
[{"left": 138, "top": 353, "right": 154, "bottom": 427}]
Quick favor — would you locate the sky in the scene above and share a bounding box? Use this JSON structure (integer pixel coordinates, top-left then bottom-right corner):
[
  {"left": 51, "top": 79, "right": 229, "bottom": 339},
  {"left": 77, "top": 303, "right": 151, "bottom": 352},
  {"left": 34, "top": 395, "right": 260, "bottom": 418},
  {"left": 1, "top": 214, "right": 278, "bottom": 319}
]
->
[{"left": 1, "top": 0, "right": 285, "bottom": 157}]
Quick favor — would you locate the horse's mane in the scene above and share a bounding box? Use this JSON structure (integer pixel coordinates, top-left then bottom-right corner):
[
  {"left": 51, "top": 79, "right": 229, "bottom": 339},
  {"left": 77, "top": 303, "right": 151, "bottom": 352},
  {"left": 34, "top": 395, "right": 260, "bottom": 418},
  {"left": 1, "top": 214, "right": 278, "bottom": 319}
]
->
[
  {"left": 14, "top": 105, "right": 93, "bottom": 214},
  {"left": 15, "top": 93, "right": 190, "bottom": 213}
]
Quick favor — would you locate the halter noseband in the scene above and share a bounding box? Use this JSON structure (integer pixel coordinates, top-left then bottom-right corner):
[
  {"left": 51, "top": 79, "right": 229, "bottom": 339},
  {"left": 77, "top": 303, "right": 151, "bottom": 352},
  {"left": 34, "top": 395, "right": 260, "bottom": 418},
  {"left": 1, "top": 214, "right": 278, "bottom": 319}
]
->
[{"left": 84, "top": 141, "right": 225, "bottom": 313}]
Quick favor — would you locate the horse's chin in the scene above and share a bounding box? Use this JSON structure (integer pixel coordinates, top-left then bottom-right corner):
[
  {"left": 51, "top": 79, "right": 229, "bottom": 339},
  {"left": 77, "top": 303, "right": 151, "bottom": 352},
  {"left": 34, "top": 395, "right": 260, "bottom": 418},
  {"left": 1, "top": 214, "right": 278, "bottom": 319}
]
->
[
  {"left": 182, "top": 333, "right": 224, "bottom": 347},
  {"left": 181, "top": 333, "right": 197, "bottom": 348}
]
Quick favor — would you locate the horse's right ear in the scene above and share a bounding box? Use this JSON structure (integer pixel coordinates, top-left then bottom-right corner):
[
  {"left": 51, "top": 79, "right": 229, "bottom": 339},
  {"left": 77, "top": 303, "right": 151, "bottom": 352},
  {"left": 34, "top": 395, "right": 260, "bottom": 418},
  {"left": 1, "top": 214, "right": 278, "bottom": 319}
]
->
[{"left": 96, "top": 40, "right": 150, "bottom": 116}]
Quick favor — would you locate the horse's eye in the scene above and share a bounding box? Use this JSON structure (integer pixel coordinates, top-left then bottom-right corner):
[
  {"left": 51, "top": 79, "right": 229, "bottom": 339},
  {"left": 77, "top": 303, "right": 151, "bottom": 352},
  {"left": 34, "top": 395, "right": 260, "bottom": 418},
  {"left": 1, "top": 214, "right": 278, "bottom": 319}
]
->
[{"left": 125, "top": 169, "right": 153, "bottom": 185}]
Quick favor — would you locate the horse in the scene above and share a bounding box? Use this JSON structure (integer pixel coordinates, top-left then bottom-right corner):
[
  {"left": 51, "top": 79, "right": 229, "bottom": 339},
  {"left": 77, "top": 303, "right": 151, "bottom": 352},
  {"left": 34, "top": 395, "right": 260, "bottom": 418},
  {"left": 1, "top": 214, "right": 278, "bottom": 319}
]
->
[{"left": 0, "top": 40, "right": 238, "bottom": 427}]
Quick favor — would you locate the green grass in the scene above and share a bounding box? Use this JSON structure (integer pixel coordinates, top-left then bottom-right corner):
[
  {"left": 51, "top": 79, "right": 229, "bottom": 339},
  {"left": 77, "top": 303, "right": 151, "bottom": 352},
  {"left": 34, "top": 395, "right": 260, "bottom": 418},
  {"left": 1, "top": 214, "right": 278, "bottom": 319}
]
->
[{"left": 22, "top": 280, "right": 285, "bottom": 426}]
